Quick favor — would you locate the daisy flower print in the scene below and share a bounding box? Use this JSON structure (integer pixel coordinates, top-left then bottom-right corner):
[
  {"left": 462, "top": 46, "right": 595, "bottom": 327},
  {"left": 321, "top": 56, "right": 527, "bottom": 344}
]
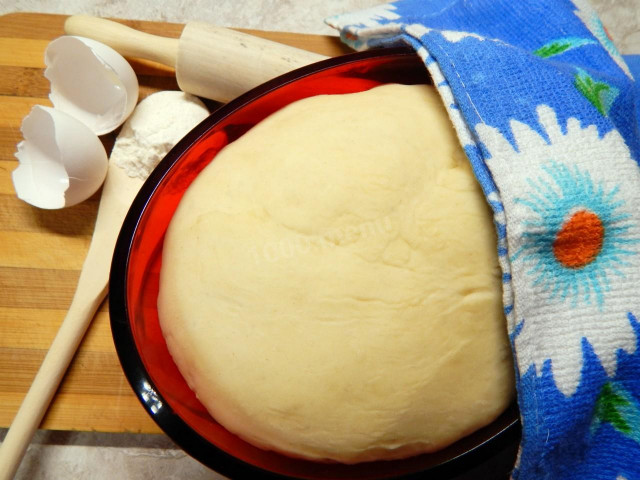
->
[{"left": 476, "top": 105, "right": 640, "bottom": 396}]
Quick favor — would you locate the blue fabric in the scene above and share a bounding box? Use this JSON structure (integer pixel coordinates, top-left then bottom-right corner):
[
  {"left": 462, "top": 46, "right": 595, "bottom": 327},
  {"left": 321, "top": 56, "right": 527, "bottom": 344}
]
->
[
  {"left": 327, "top": 1, "right": 640, "bottom": 478},
  {"left": 625, "top": 55, "right": 640, "bottom": 127}
]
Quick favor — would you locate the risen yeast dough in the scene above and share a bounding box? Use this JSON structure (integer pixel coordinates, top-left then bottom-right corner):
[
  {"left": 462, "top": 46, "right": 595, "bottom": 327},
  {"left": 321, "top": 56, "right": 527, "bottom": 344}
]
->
[{"left": 158, "top": 84, "right": 514, "bottom": 463}]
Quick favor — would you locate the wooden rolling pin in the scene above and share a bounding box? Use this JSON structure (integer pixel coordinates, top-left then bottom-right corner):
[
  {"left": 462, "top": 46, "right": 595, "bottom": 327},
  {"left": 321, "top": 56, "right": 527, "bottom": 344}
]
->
[{"left": 64, "top": 15, "right": 329, "bottom": 103}]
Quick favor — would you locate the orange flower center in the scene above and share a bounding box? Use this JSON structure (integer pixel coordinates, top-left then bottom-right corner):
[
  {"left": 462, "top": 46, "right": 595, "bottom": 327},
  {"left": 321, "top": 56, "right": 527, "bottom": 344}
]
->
[{"left": 553, "top": 209, "right": 604, "bottom": 269}]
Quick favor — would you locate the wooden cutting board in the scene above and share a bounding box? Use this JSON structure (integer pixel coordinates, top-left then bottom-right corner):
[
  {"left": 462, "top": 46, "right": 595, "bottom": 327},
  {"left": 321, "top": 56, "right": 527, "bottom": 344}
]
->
[{"left": 0, "top": 12, "right": 350, "bottom": 433}]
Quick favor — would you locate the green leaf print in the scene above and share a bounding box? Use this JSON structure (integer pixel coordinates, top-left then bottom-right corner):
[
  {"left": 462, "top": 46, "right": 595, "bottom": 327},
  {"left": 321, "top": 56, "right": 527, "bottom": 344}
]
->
[
  {"left": 533, "top": 37, "right": 594, "bottom": 58},
  {"left": 591, "top": 381, "right": 640, "bottom": 445},
  {"left": 574, "top": 68, "right": 619, "bottom": 116},
  {"left": 594, "top": 382, "right": 632, "bottom": 433}
]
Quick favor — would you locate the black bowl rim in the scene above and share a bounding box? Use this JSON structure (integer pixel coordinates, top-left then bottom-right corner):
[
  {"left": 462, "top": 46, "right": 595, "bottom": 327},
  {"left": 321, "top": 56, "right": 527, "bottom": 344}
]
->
[{"left": 109, "top": 46, "right": 520, "bottom": 480}]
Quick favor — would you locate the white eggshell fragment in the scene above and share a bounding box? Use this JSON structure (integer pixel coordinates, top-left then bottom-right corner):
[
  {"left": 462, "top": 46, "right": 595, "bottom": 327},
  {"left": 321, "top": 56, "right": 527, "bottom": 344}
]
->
[
  {"left": 12, "top": 106, "right": 108, "bottom": 209},
  {"left": 44, "top": 36, "right": 139, "bottom": 135}
]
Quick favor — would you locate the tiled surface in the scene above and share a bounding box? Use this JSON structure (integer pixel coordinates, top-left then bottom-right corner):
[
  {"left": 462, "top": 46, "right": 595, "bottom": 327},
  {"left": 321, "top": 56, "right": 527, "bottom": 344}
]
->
[
  {"left": 0, "top": 430, "right": 219, "bottom": 479},
  {"left": 1, "top": 0, "right": 638, "bottom": 479},
  {"left": 2, "top": 0, "right": 639, "bottom": 51},
  {"left": 592, "top": 0, "right": 640, "bottom": 53},
  {"left": 0, "top": 0, "right": 383, "bottom": 35}
]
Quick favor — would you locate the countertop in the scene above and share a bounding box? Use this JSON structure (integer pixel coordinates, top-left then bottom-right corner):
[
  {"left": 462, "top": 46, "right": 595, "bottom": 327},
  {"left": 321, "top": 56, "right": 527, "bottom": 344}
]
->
[{"left": 0, "top": 0, "right": 638, "bottom": 479}]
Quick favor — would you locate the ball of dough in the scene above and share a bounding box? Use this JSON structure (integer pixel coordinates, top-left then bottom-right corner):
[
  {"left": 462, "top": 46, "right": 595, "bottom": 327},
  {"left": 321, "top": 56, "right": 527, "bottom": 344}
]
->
[{"left": 158, "top": 84, "right": 514, "bottom": 464}]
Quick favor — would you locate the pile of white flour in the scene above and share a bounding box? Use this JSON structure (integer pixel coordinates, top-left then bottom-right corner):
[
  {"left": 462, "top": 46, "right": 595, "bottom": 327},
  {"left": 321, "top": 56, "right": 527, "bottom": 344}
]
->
[{"left": 112, "top": 91, "right": 209, "bottom": 179}]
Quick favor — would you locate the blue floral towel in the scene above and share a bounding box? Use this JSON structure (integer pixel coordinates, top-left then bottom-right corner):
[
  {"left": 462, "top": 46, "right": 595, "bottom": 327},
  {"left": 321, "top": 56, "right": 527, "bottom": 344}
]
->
[{"left": 326, "top": 1, "right": 640, "bottom": 478}]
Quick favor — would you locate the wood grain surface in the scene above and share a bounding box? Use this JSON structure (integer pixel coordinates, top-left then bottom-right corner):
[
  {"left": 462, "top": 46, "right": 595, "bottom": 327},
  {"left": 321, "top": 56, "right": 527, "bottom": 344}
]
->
[{"left": 0, "top": 12, "right": 350, "bottom": 433}]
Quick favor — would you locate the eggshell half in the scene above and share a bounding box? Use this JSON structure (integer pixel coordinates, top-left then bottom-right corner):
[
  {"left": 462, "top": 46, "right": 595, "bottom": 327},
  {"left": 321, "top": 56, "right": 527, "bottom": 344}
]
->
[
  {"left": 44, "top": 36, "right": 139, "bottom": 135},
  {"left": 12, "top": 106, "right": 108, "bottom": 209}
]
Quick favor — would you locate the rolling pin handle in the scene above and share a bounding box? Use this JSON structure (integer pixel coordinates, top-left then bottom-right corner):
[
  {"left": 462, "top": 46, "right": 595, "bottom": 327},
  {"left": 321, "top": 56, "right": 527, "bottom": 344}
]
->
[{"left": 64, "top": 15, "right": 179, "bottom": 68}]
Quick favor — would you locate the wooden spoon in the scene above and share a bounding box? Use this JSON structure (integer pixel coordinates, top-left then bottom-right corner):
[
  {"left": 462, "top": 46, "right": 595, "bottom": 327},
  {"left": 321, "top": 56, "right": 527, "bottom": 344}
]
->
[{"left": 0, "top": 163, "right": 144, "bottom": 480}]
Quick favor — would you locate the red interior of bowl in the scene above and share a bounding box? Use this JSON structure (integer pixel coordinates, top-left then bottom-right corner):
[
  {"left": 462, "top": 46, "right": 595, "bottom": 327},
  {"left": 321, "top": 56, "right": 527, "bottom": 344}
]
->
[{"left": 118, "top": 50, "right": 518, "bottom": 480}]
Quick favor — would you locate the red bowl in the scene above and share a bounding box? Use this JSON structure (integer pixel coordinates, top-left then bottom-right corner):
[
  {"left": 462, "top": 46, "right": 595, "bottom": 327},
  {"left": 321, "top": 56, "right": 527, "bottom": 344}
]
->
[{"left": 109, "top": 47, "right": 520, "bottom": 480}]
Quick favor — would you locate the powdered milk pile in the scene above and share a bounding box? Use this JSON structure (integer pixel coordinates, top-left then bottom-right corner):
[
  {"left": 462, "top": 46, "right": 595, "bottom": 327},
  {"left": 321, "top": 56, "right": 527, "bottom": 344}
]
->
[{"left": 112, "top": 91, "right": 209, "bottom": 179}]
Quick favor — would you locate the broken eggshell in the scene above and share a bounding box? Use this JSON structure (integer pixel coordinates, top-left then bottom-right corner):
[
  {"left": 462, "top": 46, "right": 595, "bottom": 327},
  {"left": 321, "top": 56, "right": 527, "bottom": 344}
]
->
[
  {"left": 12, "top": 106, "right": 108, "bottom": 209},
  {"left": 44, "top": 36, "right": 139, "bottom": 135}
]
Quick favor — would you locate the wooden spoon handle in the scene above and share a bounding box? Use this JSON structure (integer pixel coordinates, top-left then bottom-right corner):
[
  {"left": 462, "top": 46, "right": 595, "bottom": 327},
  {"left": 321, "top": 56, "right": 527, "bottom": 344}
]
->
[
  {"left": 0, "top": 162, "right": 143, "bottom": 479},
  {"left": 0, "top": 261, "right": 108, "bottom": 480},
  {"left": 64, "top": 15, "right": 179, "bottom": 67}
]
